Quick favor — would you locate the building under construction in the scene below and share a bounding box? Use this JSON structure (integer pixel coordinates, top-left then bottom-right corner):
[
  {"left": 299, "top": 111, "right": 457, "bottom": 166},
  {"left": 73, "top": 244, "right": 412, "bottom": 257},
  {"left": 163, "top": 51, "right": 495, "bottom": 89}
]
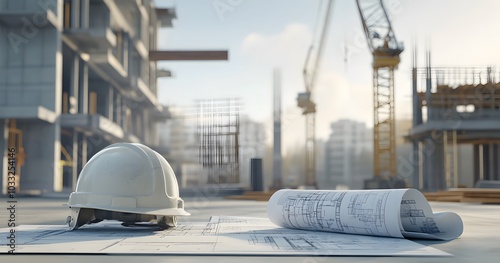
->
[
  {"left": 0, "top": 0, "right": 175, "bottom": 194},
  {"left": 410, "top": 52, "right": 500, "bottom": 191},
  {"left": 196, "top": 98, "right": 241, "bottom": 185}
]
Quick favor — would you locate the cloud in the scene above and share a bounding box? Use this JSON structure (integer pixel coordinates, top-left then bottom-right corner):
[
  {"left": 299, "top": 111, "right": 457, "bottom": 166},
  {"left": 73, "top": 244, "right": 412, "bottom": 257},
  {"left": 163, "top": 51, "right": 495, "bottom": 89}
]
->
[
  {"left": 240, "top": 23, "right": 374, "bottom": 145},
  {"left": 314, "top": 70, "right": 373, "bottom": 139},
  {"left": 240, "top": 23, "right": 313, "bottom": 147},
  {"left": 241, "top": 23, "right": 312, "bottom": 68}
]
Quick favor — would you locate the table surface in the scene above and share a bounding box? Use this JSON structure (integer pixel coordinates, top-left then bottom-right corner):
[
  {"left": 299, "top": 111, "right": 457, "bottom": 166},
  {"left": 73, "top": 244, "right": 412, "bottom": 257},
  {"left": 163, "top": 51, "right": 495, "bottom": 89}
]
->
[{"left": 0, "top": 196, "right": 499, "bottom": 263}]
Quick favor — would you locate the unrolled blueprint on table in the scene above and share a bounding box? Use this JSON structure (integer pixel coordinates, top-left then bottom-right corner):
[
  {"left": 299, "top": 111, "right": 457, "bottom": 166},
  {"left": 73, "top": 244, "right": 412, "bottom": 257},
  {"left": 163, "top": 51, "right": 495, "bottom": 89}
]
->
[{"left": 1, "top": 216, "right": 450, "bottom": 256}]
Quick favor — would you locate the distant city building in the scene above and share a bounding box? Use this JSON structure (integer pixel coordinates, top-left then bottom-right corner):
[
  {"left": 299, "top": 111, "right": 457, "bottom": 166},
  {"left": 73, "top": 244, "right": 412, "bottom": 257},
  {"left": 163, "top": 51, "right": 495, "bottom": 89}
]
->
[
  {"left": 0, "top": 0, "right": 175, "bottom": 194},
  {"left": 159, "top": 106, "right": 201, "bottom": 187},
  {"left": 315, "top": 138, "right": 327, "bottom": 188},
  {"left": 324, "top": 119, "right": 372, "bottom": 189}
]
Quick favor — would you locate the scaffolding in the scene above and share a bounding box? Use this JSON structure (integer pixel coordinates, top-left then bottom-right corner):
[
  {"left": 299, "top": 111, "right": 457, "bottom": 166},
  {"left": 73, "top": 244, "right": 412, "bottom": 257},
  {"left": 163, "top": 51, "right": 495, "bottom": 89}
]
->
[
  {"left": 196, "top": 98, "right": 241, "bottom": 184},
  {"left": 410, "top": 52, "right": 500, "bottom": 191}
]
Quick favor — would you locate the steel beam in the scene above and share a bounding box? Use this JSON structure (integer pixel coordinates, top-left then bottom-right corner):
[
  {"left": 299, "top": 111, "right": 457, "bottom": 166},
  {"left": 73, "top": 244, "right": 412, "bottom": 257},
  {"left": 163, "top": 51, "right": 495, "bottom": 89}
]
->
[{"left": 149, "top": 50, "right": 228, "bottom": 61}]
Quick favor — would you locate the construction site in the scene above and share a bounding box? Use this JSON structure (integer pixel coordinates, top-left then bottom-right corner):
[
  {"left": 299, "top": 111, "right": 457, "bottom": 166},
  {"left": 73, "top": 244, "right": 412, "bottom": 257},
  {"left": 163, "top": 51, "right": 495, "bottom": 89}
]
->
[
  {"left": 0, "top": 0, "right": 499, "bottom": 200},
  {"left": 1, "top": 0, "right": 500, "bottom": 261},
  {"left": 410, "top": 63, "right": 500, "bottom": 190},
  {"left": 0, "top": 0, "right": 227, "bottom": 194}
]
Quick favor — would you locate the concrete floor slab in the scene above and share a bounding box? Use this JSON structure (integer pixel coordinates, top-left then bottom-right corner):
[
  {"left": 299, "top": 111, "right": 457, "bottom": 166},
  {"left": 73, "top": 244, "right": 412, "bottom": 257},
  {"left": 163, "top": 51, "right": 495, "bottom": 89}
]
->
[{"left": 0, "top": 197, "right": 499, "bottom": 262}]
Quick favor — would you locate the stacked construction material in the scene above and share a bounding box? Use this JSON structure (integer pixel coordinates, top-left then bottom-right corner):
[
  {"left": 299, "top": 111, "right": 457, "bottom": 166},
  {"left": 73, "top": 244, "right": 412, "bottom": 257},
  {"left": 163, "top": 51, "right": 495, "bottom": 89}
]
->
[
  {"left": 424, "top": 188, "right": 500, "bottom": 204},
  {"left": 228, "top": 189, "right": 500, "bottom": 204},
  {"left": 225, "top": 191, "right": 276, "bottom": 201}
]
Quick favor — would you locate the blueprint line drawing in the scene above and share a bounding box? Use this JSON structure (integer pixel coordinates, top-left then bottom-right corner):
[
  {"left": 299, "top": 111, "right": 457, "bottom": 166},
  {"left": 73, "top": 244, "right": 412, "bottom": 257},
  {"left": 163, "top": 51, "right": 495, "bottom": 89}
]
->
[
  {"left": 0, "top": 216, "right": 450, "bottom": 256},
  {"left": 0, "top": 189, "right": 461, "bottom": 256},
  {"left": 267, "top": 189, "right": 464, "bottom": 241}
]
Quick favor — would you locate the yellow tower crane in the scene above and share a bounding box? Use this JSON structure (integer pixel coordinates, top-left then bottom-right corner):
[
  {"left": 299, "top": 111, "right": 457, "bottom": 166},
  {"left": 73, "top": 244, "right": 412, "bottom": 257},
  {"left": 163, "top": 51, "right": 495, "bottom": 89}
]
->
[
  {"left": 297, "top": 0, "right": 335, "bottom": 188},
  {"left": 355, "top": 0, "right": 404, "bottom": 184}
]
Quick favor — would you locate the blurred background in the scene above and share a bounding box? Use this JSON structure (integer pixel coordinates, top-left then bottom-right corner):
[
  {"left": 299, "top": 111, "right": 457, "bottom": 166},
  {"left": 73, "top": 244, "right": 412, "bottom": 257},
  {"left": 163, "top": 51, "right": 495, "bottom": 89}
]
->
[{"left": 1, "top": 0, "right": 500, "bottom": 196}]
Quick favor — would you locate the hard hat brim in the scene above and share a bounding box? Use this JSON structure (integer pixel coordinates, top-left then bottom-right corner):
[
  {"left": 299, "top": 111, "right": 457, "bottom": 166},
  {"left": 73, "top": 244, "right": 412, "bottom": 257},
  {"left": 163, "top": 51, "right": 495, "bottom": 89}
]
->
[{"left": 68, "top": 204, "right": 190, "bottom": 216}]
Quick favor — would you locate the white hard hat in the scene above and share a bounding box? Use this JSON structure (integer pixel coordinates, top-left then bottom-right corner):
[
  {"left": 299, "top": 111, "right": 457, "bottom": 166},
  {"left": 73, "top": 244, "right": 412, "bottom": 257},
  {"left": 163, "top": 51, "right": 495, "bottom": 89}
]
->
[{"left": 67, "top": 143, "right": 189, "bottom": 230}]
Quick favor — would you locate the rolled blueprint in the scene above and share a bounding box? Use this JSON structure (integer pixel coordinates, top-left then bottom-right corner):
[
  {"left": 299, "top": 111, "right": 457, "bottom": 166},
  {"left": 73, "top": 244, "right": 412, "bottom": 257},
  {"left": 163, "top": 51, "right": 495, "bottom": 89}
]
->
[{"left": 267, "top": 189, "right": 463, "bottom": 240}]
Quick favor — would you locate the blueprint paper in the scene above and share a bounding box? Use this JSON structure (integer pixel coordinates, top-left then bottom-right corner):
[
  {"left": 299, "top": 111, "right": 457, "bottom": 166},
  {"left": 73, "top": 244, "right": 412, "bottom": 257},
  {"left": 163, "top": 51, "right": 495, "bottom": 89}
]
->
[
  {"left": 267, "top": 189, "right": 463, "bottom": 240},
  {"left": 0, "top": 216, "right": 449, "bottom": 256}
]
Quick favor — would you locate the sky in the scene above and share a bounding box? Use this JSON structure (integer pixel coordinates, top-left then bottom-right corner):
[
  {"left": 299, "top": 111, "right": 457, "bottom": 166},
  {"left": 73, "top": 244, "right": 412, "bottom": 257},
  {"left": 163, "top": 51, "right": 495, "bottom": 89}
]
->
[{"left": 153, "top": 0, "right": 500, "bottom": 147}]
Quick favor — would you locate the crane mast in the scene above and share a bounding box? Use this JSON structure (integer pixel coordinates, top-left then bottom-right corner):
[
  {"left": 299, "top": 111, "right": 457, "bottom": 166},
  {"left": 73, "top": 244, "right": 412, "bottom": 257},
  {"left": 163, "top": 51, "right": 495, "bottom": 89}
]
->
[
  {"left": 298, "top": 0, "right": 334, "bottom": 187},
  {"left": 355, "top": 0, "right": 403, "bottom": 180}
]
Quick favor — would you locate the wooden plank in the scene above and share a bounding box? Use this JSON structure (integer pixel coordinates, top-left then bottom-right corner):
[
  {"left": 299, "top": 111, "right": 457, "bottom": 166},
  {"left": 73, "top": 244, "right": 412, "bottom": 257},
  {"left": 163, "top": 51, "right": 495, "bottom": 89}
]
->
[
  {"left": 243, "top": 191, "right": 275, "bottom": 196},
  {"left": 225, "top": 190, "right": 275, "bottom": 201},
  {"left": 424, "top": 191, "right": 463, "bottom": 196},
  {"left": 225, "top": 195, "right": 269, "bottom": 201},
  {"left": 449, "top": 188, "right": 500, "bottom": 194},
  {"left": 149, "top": 50, "right": 229, "bottom": 61},
  {"left": 460, "top": 197, "right": 500, "bottom": 204},
  {"left": 434, "top": 196, "right": 463, "bottom": 202},
  {"left": 463, "top": 193, "right": 500, "bottom": 198},
  {"left": 423, "top": 192, "right": 463, "bottom": 202},
  {"left": 449, "top": 189, "right": 500, "bottom": 200}
]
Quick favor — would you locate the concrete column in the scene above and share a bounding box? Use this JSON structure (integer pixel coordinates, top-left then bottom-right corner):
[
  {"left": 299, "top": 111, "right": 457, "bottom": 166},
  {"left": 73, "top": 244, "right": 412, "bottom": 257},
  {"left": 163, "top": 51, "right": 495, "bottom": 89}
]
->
[
  {"left": 53, "top": 120, "right": 62, "bottom": 192},
  {"left": 137, "top": 111, "right": 142, "bottom": 142},
  {"left": 473, "top": 144, "right": 480, "bottom": 184},
  {"left": 108, "top": 87, "right": 114, "bottom": 120},
  {"left": 54, "top": 10, "right": 63, "bottom": 115},
  {"left": 437, "top": 137, "right": 446, "bottom": 190},
  {"left": 412, "top": 65, "right": 422, "bottom": 125},
  {"left": 70, "top": 0, "right": 80, "bottom": 28},
  {"left": 77, "top": 133, "right": 87, "bottom": 175},
  {"left": 69, "top": 54, "right": 79, "bottom": 114},
  {"left": 483, "top": 144, "right": 492, "bottom": 180},
  {"left": 425, "top": 65, "right": 432, "bottom": 121},
  {"left": 60, "top": 134, "right": 70, "bottom": 189},
  {"left": 130, "top": 111, "right": 136, "bottom": 135},
  {"left": 78, "top": 61, "right": 88, "bottom": 114},
  {"left": 114, "top": 93, "right": 122, "bottom": 127},
  {"left": 495, "top": 144, "right": 500, "bottom": 180},
  {"left": 423, "top": 136, "right": 446, "bottom": 191},
  {"left": 123, "top": 33, "right": 129, "bottom": 71},
  {"left": 477, "top": 144, "right": 500, "bottom": 181},
  {"left": 71, "top": 131, "right": 79, "bottom": 190},
  {"left": 141, "top": 111, "right": 147, "bottom": 144},
  {"left": 81, "top": 135, "right": 87, "bottom": 167},
  {"left": 489, "top": 144, "right": 498, "bottom": 180},
  {"left": 80, "top": 0, "right": 89, "bottom": 29},
  {"left": 143, "top": 111, "right": 151, "bottom": 145},
  {"left": 0, "top": 119, "right": 7, "bottom": 194},
  {"left": 412, "top": 141, "right": 420, "bottom": 189}
]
